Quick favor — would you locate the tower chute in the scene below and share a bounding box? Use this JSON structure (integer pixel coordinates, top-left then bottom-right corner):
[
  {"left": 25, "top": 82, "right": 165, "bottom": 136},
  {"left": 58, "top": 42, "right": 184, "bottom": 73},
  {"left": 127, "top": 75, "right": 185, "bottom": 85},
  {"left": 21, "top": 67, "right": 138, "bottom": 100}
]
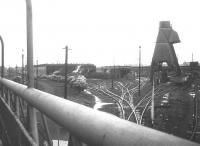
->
[{"left": 150, "top": 21, "right": 181, "bottom": 83}]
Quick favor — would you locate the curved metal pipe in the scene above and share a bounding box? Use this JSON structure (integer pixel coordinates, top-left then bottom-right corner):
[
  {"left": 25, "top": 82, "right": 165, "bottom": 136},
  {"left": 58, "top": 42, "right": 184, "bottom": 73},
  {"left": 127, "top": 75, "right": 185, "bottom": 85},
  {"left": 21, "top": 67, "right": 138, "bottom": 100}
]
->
[
  {"left": 0, "top": 35, "right": 4, "bottom": 78},
  {"left": 0, "top": 78, "right": 199, "bottom": 146}
]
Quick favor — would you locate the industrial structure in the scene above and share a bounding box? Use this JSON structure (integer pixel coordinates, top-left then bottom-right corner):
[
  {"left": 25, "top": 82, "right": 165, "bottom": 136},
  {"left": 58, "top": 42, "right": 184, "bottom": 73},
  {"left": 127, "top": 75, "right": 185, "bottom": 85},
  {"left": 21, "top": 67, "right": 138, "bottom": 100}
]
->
[{"left": 150, "top": 21, "right": 182, "bottom": 83}]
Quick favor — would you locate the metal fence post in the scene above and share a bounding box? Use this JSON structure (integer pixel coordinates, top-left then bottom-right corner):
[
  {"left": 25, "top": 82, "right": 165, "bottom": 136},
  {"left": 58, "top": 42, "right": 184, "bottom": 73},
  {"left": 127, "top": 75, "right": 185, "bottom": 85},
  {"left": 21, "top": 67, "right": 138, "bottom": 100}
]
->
[{"left": 26, "top": 0, "right": 39, "bottom": 144}]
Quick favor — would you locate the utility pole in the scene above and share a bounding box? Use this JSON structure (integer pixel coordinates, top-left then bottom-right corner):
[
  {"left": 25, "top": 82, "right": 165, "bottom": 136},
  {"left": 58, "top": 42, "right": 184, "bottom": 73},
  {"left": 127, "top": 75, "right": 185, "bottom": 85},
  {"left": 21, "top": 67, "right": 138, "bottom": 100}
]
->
[
  {"left": 111, "top": 66, "right": 115, "bottom": 88},
  {"left": 111, "top": 70, "right": 113, "bottom": 88},
  {"left": 22, "top": 49, "right": 24, "bottom": 84},
  {"left": 0, "top": 35, "right": 4, "bottom": 78},
  {"left": 63, "top": 45, "right": 70, "bottom": 145},
  {"left": 63, "top": 46, "right": 71, "bottom": 99},
  {"left": 114, "top": 64, "right": 116, "bottom": 80},
  {"left": 8, "top": 67, "right": 10, "bottom": 78},
  {"left": 16, "top": 65, "right": 18, "bottom": 76},
  {"left": 138, "top": 46, "right": 141, "bottom": 98}
]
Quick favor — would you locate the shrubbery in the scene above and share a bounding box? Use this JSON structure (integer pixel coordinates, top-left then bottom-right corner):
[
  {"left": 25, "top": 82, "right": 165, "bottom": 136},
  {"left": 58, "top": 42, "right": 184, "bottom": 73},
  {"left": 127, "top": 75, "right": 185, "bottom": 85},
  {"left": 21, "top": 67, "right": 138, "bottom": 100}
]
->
[{"left": 67, "top": 75, "right": 87, "bottom": 92}]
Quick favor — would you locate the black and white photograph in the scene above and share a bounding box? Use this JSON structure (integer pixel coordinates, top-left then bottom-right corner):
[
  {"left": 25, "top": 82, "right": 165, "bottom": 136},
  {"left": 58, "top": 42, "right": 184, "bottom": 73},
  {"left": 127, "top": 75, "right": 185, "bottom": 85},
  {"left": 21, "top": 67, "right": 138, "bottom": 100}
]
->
[{"left": 0, "top": 0, "right": 200, "bottom": 146}]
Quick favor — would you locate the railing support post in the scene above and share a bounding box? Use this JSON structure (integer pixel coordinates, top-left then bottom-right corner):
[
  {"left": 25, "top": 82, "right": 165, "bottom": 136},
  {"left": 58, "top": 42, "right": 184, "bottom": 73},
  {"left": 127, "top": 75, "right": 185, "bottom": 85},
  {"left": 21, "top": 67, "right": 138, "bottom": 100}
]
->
[
  {"left": 16, "top": 96, "right": 20, "bottom": 117},
  {"left": 41, "top": 113, "right": 52, "bottom": 146},
  {"left": 26, "top": 0, "right": 39, "bottom": 144},
  {"left": 7, "top": 90, "right": 10, "bottom": 107}
]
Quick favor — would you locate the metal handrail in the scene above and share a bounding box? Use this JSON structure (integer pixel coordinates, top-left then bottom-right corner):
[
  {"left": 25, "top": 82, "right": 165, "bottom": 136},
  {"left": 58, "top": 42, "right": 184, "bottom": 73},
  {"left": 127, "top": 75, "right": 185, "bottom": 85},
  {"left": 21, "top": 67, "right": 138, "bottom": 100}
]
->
[
  {"left": 0, "top": 35, "right": 4, "bottom": 78},
  {"left": 0, "top": 77, "right": 199, "bottom": 146}
]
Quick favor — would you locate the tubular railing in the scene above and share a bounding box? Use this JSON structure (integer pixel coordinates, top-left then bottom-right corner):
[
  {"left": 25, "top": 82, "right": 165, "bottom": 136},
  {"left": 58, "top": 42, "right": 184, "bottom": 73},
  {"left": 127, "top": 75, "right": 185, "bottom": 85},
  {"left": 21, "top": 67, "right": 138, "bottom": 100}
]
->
[{"left": 0, "top": 77, "right": 199, "bottom": 146}]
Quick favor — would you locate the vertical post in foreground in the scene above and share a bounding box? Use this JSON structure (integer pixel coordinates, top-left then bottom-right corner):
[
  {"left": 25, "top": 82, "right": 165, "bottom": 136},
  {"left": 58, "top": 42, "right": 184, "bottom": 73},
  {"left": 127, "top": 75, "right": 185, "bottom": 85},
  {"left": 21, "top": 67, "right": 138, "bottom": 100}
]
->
[
  {"left": 0, "top": 35, "right": 4, "bottom": 78},
  {"left": 26, "top": 0, "right": 39, "bottom": 144}
]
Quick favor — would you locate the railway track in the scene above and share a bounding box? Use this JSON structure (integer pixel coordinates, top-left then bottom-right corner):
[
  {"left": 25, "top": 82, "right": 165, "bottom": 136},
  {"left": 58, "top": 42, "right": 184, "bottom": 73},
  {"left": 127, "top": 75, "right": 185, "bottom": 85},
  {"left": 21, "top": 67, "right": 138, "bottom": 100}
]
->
[
  {"left": 88, "top": 77, "right": 200, "bottom": 144},
  {"left": 88, "top": 78, "right": 185, "bottom": 126},
  {"left": 90, "top": 79, "right": 148, "bottom": 123},
  {"left": 128, "top": 84, "right": 179, "bottom": 124}
]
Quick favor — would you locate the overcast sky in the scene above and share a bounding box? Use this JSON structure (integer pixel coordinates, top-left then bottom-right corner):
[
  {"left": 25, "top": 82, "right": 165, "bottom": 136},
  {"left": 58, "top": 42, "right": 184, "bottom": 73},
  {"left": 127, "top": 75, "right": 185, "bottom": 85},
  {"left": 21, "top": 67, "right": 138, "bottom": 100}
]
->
[{"left": 0, "top": 0, "right": 200, "bottom": 67}]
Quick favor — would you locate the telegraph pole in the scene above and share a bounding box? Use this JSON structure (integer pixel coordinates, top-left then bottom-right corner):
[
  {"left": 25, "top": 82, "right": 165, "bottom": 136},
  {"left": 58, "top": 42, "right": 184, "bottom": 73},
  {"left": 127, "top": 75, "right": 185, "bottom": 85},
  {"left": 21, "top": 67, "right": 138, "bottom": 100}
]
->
[
  {"left": 114, "top": 64, "right": 116, "bottom": 80},
  {"left": 16, "top": 65, "right": 18, "bottom": 76},
  {"left": 8, "top": 67, "right": 10, "bottom": 78},
  {"left": 111, "top": 58, "right": 116, "bottom": 88},
  {"left": 111, "top": 71, "right": 113, "bottom": 88},
  {"left": 63, "top": 46, "right": 70, "bottom": 145},
  {"left": 138, "top": 46, "right": 141, "bottom": 98},
  {"left": 111, "top": 65, "right": 115, "bottom": 88},
  {"left": 63, "top": 46, "right": 71, "bottom": 99}
]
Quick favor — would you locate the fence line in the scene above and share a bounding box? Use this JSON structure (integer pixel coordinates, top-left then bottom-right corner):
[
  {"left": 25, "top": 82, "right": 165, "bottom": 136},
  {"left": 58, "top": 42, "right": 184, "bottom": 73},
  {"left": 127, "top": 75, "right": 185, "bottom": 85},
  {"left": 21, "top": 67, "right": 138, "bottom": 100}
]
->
[{"left": 0, "top": 77, "right": 199, "bottom": 146}]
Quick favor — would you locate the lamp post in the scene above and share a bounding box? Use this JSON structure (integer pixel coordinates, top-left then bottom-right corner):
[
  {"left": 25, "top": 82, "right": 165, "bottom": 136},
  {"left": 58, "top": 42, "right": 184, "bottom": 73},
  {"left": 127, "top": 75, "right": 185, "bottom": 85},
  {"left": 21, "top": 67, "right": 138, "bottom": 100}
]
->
[
  {"left": 26, "top": 0, "right": 39, "bottom": 144},
  {"left": 0, "top": 35, "right": 4, "bottom": 78}
]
